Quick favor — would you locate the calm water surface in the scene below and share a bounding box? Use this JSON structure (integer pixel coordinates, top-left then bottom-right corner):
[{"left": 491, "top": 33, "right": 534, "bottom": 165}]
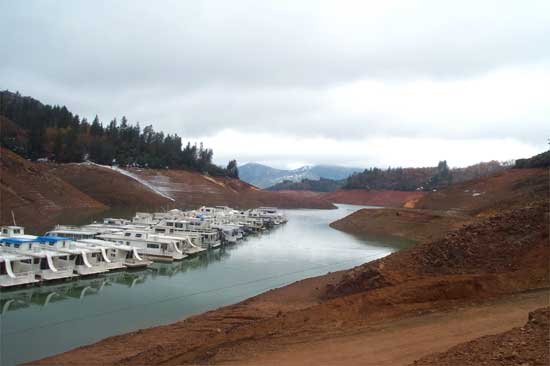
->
[{"left": 0, "top": 204, "right": 411, "bottom": 365}]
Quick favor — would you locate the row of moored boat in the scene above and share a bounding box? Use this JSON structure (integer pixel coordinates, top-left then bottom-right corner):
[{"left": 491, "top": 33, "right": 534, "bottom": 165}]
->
[{"left": 0, "top": 206, "right": 287, "bottom": 288}]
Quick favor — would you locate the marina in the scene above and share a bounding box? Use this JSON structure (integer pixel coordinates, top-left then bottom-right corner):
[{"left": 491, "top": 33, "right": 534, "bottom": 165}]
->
[
  {"left": 0, "top": 206, "right": 288, "bottom": 286},
  {"left": 0, "top": 204, "right": 411, "bottom": 366}
]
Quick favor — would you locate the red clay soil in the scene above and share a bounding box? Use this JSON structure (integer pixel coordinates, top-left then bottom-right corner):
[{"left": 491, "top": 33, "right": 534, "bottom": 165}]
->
[
  {"left": 413, "top": 168, "right": 548, "bottom": 215},
  {"left": 1, "top": 149, "right": 334, "bottom": 232},
  {"left": 330, "top": 207, "right": 470, "bottom": 243},
  {"left": 323, "top": 189, "right": 426, "bottom": 208},
  {"left": 47, "top": 163, "right": 173, "bottom": 209},
  {"left": 329, "top": 168, "right": 548, "bottom": 243},
  {"left": 0, "top": 147, "right": 106, "bottom": 233},
  {"left": 411, "top": 307, "right": 550, "bottom": 366},
  {"left": 33, "top": 200, "right": 549, "bottom": 366},
  {"left": 128, "top": 168, "right": 335, "bottom": 209}
]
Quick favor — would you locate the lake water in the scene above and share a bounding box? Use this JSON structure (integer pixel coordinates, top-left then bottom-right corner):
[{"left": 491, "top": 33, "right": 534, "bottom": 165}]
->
[{"left": 0, "top": 204, "right": 411, "bottom": 365}]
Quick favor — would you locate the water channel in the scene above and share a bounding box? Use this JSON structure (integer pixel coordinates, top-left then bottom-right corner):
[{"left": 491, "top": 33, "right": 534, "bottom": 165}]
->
[{"left": 0, "top": 204, "right": 412, "bottom": 365}]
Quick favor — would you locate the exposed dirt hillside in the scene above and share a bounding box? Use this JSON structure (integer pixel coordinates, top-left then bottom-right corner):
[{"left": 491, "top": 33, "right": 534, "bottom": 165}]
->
[
  {"left": 127, "top": 168, "right": 335, "bottom": 209},
  {"left": 47, "top": 163, "right": 173, "bottom": 209},
  {"left": 0, "top": 147, "right": 106, "bottom": 233},
  {"left": 412, "top": 307, "right": 550, "bottom": 366},
  {"left": 330, "top": 208, "right": 469, "bottom": 243},
  {"left": 323, "top": 189, "right": 425, "bottom": 208},
  {"left": 330, "top": 168, "right": 548, "bottom": 242},
  {"left": 1, "top": 149, "right": 334, "bottom": 233},
  {"left": 34, "top": 200, "right": 549, "bottom": 366},
  {"left": 413, "top": 168, "right": 547, "bottom": 215}
]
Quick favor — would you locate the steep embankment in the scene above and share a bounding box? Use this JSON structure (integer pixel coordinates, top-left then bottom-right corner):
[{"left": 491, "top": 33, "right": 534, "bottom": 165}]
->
[
  {"left": 126, "top": 168, "right": 335, "bottom": 209},
  {"left": 46, "top": 163, "right": 174, "bottom": 209},
  {"left": 330, "top": 169, "right": 548, "bottom": 242},
  {"left": 1, "top": 149, "right": 334, "bottom": 233},
  {"left": 34, "top": 200, "right": 549, "bottom": 365},
  {"left": 0, "top": 147, "right": 107, "bottom": 233},
  {"left": 323, "top": 189, "right": 426, "bottom": 208}
]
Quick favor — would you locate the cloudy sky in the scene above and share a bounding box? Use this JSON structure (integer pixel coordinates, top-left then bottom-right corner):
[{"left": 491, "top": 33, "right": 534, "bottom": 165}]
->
[{"left": 1, "top": 0, "right": 549, "bottom": 169}]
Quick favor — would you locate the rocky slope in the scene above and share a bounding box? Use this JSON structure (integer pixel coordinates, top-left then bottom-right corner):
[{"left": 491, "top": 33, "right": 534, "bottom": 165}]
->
[{"left": 412, "top": 307, "right": 550, "bottom": 366}]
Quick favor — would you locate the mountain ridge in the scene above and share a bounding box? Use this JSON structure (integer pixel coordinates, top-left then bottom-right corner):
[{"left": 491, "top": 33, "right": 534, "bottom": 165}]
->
[{"left": 239, "top": 162, "right": 362, "bottom": 188}]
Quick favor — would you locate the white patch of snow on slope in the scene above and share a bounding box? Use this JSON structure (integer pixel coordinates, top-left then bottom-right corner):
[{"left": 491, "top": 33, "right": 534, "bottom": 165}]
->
[{"left": 82, "top": 162, "right": 175, "bottom": 201}]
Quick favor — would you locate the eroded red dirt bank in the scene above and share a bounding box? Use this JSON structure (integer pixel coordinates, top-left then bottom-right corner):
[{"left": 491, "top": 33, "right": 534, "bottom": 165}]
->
[{"left": 1, "top": 149, "right": 335, "bottom": 232}]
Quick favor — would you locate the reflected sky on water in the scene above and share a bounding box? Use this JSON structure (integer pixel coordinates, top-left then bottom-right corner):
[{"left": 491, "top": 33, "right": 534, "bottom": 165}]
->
[{"left": 0, "top": 204, "right": 412, "bottom": 366}]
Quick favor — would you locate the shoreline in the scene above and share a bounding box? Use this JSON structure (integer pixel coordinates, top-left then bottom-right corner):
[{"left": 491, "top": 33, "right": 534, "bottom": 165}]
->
[{"left": 32, "top": 198, "right": 549, "bottom": 365}]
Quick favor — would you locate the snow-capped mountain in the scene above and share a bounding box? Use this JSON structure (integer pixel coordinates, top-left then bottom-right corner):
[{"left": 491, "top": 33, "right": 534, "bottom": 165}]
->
[{"left": 239, "top": 163, "right": 362, "bottom": 188}]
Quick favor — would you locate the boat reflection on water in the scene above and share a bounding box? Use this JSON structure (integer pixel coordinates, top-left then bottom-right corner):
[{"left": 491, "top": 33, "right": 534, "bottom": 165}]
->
[
  {"left": 149, "top": 246, "right": 229, "bottom": 277},
  {"left": 0, "top": 246, "right": 229, "bottom": 314}
]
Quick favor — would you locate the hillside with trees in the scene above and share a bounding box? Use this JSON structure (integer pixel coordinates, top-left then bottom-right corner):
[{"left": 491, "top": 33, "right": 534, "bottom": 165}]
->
[
  {"left": 0, "top": 90, "right": 238, "bottom": 177},
  {"left": 515, "top": 150, "right": 550, "bottom": 168},
  {"left": 344, "top": 160, "right": 509, "bottom": 191},
  {"left": 268, "top": 177, "right": 345, "bottom": 192}
]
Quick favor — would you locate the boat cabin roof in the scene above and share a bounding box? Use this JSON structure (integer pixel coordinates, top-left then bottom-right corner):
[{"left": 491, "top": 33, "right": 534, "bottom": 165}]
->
[
  {"left": 79, "top": 239, "right": 133, "bottom": 251},
  {"left": 0, "top": 237, "right": 33, "bottom": 245},
  {"left": 0, "top": 250, "right": 33, "bottom": 261},
  {"left": 37, "top": 235, "right": 71, "bottom": 242},
  {"left": 47, "top": 229, "right": 97, "bottom": 236}
]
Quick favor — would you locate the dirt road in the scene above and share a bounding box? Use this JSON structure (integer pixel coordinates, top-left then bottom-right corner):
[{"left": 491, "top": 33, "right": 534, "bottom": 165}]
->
[{"left": 220, "top": 290, "right": 548, "bottom": 366}]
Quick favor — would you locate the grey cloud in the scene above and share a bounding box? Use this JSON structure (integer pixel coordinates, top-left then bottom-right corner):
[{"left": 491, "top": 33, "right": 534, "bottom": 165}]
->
[{"left": 1, "top": 0, "right": 549, "bottom": 150}]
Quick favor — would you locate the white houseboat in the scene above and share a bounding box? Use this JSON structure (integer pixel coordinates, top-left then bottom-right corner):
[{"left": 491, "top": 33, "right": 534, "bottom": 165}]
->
[
  {"left": 0, "top": 249, "right": 39, "bottom": 288},
  {"left": 36, "top": 236, "right": 110, "bottom": 276},
  {"left": 97, "top": 230, "right": 186, "bottom": 262},
  {"left": 1, "top": 237, "right": 77, "bottom": 281},
  {"left": 78, "top": 238, "right": 153, "bottom": 269}
]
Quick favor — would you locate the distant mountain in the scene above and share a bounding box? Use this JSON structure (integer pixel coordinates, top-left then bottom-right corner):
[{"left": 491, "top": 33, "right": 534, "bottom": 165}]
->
[
  {"left": 239, "top": 163, "right": 362, "bottom": 188},
  {"left": 268, "top": 177, "right": 345, "bottom": 192}
]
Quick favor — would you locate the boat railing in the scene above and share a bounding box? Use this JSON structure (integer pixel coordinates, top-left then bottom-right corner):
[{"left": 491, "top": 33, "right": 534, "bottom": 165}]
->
[{"left": 13, "top": 270, "right": 35, "bottom": 278}]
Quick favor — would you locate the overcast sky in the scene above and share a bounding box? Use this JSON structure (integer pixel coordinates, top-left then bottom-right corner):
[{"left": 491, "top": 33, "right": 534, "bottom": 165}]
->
[{"left": 1, "top": 0, "right": 549, "bottom": 169}]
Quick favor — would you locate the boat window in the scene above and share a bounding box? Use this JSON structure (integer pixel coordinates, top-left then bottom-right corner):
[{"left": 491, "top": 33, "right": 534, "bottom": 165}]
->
[
  {"left": 125, "top": 232, "right": 131, "bottom": 237},
  {"left": 13, "top": 229, "right": 20, "bottom": 234},
  {"left": 167, "top": 222, "right": 174, "bottom": 227},
  {"left": 175, "top": 223, "right": 183, "bottom": 228},
  {"left": 40, "top": 259, "right": 48, "bottom": 269},
  {"left": 0, "top": 262, "right": 6, "bottom": 275},
  {"left": 2, "top": 229, "right": 7, "bottom": 234},
  {"left": 22, "top": 259, "right": 32, "bottom": 264},
  {"left": 92, "top": 253, "right": 97, "bottom": 258},
  {"left": 147, "top": 243, "right": 159, "bottom": 249},
  {"left": 69, "top": 255, "right": 76, "bottom": 260},
  {"left": 126, "top": 241, "right": 130, "bottom": 245},
  {"left": 34, "top": 258, "right": 40, "bottom": 265},
  {"left": 135, "top": 233, "right": 142, "bottom": 238}
]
